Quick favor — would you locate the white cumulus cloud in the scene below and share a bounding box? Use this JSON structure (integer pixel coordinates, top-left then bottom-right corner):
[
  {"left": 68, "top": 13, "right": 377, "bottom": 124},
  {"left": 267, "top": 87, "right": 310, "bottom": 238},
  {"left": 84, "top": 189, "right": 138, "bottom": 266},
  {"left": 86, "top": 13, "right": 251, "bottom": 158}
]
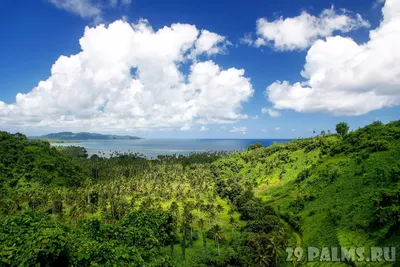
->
[
  {"left": 200, "top": 126, "right": 209, "bottom": 132},
  {"left": 266, "top": 0, "right": 400, "bottom": 116},
  {"left": 254, "top": 6, "right": 369, "bottom": 51},
  {"left": 190, "top": 30, "right": 229, "bottom": 59},
  {"left": 261, "top": 108, "right": 281, "bottom": 118},
  {"left": 0, "top": 20, "right": 253, "bottom": 133}
]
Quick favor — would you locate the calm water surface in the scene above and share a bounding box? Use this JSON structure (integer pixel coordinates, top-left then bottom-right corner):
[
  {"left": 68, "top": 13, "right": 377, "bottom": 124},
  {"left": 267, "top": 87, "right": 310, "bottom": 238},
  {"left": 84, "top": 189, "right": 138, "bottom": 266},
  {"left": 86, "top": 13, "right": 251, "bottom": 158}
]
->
[{"left": 55, "top": 139, "right": 290, "bottom": 158}]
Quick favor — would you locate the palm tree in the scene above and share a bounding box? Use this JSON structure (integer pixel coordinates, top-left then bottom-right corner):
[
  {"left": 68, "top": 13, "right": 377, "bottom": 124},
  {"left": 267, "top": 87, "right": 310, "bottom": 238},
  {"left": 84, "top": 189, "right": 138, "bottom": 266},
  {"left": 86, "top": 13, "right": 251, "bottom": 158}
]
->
[
  {"left": 229, "top": 216, "right": 236, "bottom": 237},
  {"left": 216, "top": 204, "right": 224, "bottom": 214},
  {"left": 227, "top": 208, "right": 235, "bottom": 216},
  {"left": 195, "top": 199, "right": 204, "bottom": 219},
  {"left": 197, "top": 218, "right": 206, "bottom": 249},
  {"left": 267, "top": 229, "right": 285, "bottom": 267},
  {"left": 208, "top": 210, "right": 216, "bottom": 225},
  {"left": 249, "top": 234, "right": 273, "bottom": 267},
  {"left": 182, "top": 204, "right": 194, "bottom": 246},
  {"left": 197, "top": 218, "right": 205, "bottom": 231},
  {"left": 210, "top": 224, "right": 224, "bottom": 255},
  {"left": 169, "top": 201, "right": 179, "bottom": 219}
]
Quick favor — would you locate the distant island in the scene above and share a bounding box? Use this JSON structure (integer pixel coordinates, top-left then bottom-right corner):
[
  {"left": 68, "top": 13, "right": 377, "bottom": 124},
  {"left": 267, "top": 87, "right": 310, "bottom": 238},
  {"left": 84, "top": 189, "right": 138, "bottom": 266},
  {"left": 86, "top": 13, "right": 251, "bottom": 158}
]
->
[{"left": 31, "top": 132, "right": 141, "bottom": 141}]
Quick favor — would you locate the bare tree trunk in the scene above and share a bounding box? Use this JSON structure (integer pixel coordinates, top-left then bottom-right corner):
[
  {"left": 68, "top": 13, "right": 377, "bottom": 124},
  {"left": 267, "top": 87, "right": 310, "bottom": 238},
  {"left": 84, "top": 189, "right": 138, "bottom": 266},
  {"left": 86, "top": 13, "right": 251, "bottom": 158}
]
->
[
  {"left": 111, "top": 199, "right": 115, "bottom": 219},
  {"left": 190, "top": 227, "right": 193, "bottom": 246}
]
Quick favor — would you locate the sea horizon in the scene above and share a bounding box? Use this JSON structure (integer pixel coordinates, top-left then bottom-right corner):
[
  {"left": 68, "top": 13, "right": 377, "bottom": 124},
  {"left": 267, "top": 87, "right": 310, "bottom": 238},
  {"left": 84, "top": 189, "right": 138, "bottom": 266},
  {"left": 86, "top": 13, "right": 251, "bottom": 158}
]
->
[{"left": 54, "top": 138, "right": 291, "bottom": 158}]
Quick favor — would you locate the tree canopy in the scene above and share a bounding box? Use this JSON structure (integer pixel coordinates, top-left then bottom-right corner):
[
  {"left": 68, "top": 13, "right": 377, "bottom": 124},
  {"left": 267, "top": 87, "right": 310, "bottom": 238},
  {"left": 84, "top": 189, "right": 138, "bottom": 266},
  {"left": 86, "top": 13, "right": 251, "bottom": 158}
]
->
[
  {"left": 0, "top": 120, "right": 399, "bottom": 266},
  {"left": 335, "top": 121, "right": 349, "bottom": 136}
]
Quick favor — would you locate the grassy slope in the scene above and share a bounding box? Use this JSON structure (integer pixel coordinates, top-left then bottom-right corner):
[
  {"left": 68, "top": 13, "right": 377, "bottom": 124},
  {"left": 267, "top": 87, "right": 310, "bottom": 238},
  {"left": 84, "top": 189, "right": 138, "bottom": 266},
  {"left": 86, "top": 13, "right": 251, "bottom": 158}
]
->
[
  {"left": 221, "top": 125, "right": 400, "bottom": 266},
  {"left": 271, "top": 141, "right": 400, "bottom": 245}
]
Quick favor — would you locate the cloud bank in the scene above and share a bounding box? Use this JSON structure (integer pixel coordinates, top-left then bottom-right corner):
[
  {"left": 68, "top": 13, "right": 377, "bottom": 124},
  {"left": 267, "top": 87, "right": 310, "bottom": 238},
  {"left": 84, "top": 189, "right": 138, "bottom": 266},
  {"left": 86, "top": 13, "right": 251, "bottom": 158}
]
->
[
  {"left": 266, "top": 0, "right": 400, "bottom": 115},
  {"left": 0, "top": 20, "right": 253, "bottom": 132},
  {"left": 251, "top": 6, "right": 369, "bottom": 51}
]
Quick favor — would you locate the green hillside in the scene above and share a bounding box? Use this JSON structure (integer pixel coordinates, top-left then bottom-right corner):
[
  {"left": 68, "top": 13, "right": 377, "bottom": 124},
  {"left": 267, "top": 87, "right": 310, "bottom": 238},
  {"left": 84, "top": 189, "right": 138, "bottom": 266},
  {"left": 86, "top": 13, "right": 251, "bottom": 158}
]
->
[
  {"left": 0, "top": 121, "right": 399, "bottom": 266},
  {"left": 211, "top": 120, "right": 400, "bottom": 266}
]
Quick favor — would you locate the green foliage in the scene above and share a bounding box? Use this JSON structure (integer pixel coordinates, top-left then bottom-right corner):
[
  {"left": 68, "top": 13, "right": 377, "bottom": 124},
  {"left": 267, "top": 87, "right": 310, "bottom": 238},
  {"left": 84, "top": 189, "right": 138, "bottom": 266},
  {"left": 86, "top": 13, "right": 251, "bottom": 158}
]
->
[
  {"left": 372, "top": 186, "right": 400, "bottom": 236},
  {"left": 296, "top": 168, "right": 311, "bottom": 182},
  {"left": 0, "top": 212, "right": 68, "bottom": 266},
  {"left": 335, "top": 122, "right": 349, "bottom": 137},
  {"left": 210, "top": 120, "right": 400, "bottom": 265},
  {"left": 57, "top": 146, "right": 88, "bottom": 158},
  {"left": 1, "top": 120, "right": 400, "bottom": 266},
  {"left": 0, "top": 132, "right": 87, "bottom": 187},
  {"left": 247, "top": 142, "right": 263, "bottom": 151}
]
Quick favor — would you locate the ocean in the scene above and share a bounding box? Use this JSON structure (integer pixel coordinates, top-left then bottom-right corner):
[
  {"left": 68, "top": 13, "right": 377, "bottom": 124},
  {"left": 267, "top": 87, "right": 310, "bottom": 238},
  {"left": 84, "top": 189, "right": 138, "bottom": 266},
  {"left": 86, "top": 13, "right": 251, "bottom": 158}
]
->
[{"left": 54, "top": 139, "right": 290, "bottom": 158}]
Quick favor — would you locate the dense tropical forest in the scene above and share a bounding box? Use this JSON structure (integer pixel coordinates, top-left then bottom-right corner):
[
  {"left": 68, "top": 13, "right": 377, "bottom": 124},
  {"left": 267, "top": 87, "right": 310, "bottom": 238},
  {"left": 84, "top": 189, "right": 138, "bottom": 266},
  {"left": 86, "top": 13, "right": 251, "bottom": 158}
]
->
[{"left": 0, "top": 121, "right": 399, "bottom": 266}]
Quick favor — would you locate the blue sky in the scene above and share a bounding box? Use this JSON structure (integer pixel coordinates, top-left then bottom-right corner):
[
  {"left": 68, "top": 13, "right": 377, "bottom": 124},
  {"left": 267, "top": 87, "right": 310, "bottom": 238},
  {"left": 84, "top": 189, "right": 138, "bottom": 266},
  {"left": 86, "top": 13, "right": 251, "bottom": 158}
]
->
[{"left": 0, "top": 0, "right": 399, "bottom": 138}]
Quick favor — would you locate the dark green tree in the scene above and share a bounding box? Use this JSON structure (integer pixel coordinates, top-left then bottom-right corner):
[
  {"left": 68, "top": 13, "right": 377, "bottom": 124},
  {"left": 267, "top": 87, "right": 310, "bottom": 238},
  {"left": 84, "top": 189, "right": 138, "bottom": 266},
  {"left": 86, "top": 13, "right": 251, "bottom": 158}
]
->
[
  {"left": 248, "top": 142, "right": 263, "bottom": 151},
  {"left": 336, "top": 122, "right": 349, "bottom": 137}
]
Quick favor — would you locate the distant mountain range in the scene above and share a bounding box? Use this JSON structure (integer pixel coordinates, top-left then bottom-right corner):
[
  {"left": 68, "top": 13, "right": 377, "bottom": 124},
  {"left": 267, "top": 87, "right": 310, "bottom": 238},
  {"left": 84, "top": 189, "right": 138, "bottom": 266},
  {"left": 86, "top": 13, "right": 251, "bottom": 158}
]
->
[{"left": 32, "top": 132, "right": 141, "bottom": 140}]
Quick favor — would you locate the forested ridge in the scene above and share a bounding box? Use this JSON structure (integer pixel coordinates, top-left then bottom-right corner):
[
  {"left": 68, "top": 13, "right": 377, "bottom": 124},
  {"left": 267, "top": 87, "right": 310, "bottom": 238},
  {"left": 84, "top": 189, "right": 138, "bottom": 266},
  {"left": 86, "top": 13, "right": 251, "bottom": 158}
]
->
[{"left": 0, "top": 121, "right": 399, "bottom": 266}]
